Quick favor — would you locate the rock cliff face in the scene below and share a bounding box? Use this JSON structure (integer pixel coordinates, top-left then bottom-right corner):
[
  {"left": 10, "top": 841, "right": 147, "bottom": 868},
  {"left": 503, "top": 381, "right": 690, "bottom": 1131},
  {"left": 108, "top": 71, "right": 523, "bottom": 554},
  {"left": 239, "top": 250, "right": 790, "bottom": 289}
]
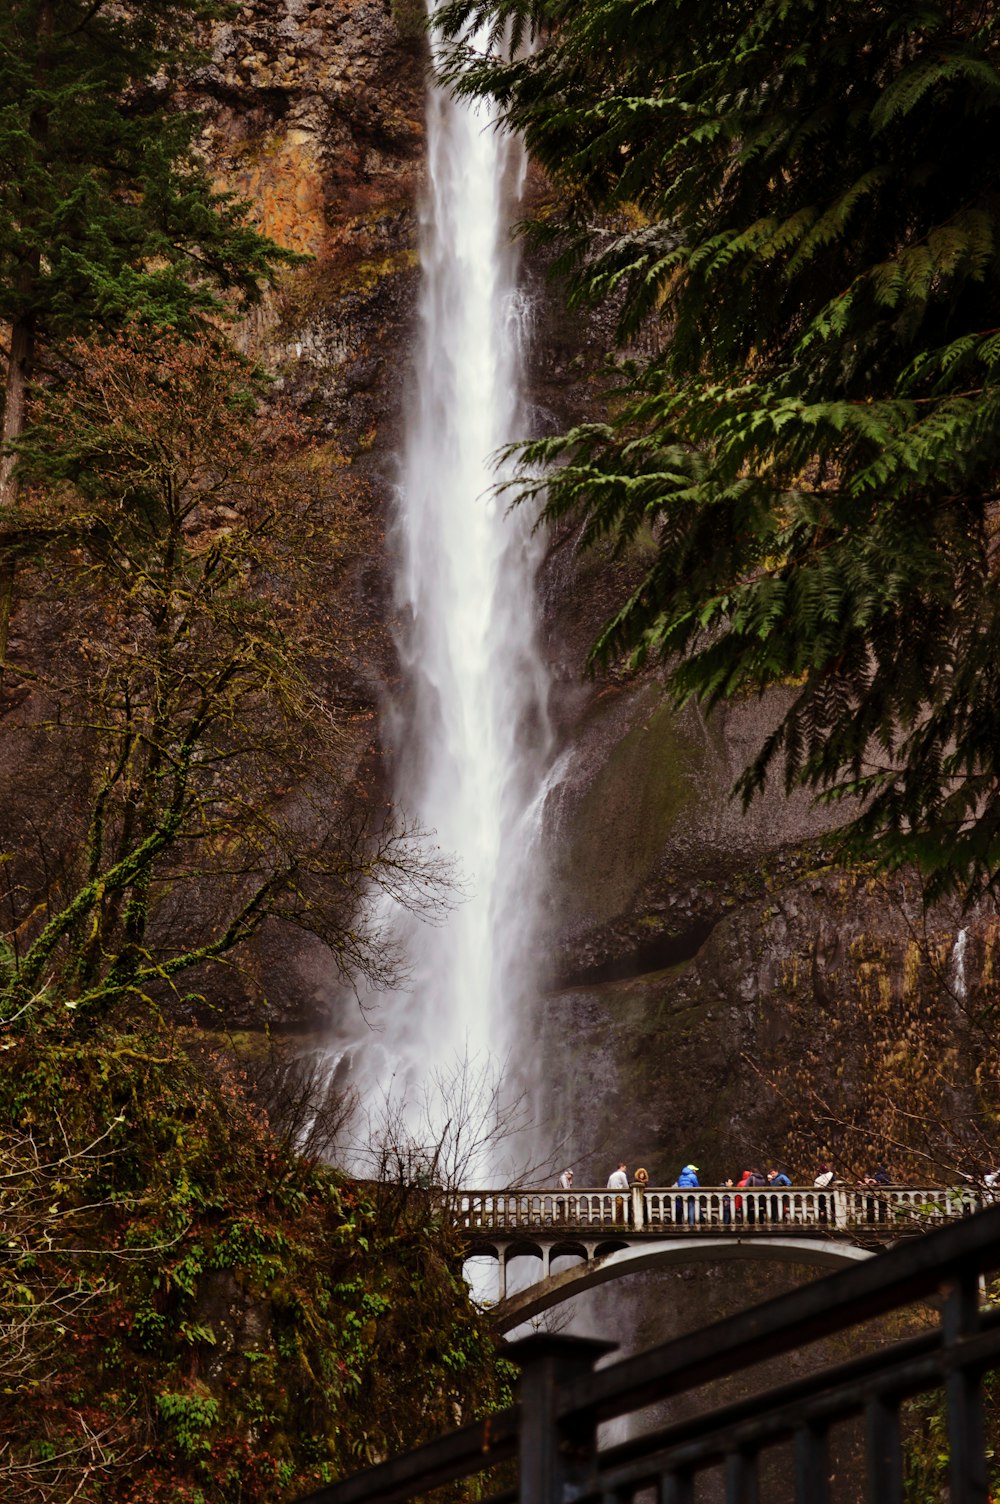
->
[
  {"left": 191, "top": 0, "right": 426, "bottom": 458},
  {"left": 524, "top": 546, "right": 1000, "bottom": 1182},
  {"left": 187, "top": 0, "right": 1000, "bottom": 1178},
  {"left": 162, "top": 0, "right": 429, "bottom": 1022}
]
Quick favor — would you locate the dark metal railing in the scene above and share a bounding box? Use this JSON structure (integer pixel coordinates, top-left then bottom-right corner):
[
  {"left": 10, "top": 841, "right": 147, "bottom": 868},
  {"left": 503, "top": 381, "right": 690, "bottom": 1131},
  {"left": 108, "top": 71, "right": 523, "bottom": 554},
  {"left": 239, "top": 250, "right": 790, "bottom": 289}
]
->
[{"left": 294, "top": 1202, "right": 1000, "bottom": 1504}]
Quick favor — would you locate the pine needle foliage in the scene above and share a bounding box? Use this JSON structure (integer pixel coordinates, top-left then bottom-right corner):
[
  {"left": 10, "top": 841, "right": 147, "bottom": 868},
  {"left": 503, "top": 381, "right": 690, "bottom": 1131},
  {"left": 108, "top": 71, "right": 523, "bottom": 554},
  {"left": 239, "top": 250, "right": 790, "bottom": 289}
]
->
[
  {"left": 435, "top": 0, "right": 1000, "bottom": 901},
  {"left": 0, "top": 0, "right": 295, "bottom": 349}
]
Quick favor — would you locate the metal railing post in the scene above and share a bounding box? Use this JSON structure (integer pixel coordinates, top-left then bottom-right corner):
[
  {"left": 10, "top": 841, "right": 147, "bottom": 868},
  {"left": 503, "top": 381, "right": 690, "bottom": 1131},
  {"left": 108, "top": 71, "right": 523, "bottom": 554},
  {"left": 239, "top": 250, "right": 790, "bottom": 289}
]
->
[
  {"left": 660, "top": 1469, "right": 694, "bottom": 1504},
  {"left": 865, "top": 1395, "right": 902, "bottom": 1504},
  {"left": 793, "top": 1423, "right": 829, "bottom": 1504},
  {"left": 507, "top": 1334, "right": 616, "bottom": 1504},
  {"left": 724, "top": 1448, "right": 759, "bottom": 1503},
  {"left": 943, "top": 1272, "right": 989, "bottom": 1503}
]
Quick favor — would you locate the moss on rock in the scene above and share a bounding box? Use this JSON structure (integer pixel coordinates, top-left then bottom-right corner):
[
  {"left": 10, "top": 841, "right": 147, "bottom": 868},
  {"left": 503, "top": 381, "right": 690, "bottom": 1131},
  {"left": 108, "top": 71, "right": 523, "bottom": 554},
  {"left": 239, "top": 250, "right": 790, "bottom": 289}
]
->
[
  {"left": 0, "top": 1004, "right": 511, "bottom": 1503},
  {"left": 560, "top": 693, "right": 704, "bottom": 924}
]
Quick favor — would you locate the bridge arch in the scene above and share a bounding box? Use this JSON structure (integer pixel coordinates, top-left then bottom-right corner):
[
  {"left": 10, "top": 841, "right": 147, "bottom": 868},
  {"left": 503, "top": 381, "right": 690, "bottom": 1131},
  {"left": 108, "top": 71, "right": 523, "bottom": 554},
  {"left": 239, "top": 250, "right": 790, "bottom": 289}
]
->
[{"left": 486, "top": 1235, "right": 875, "bottom": 1334}]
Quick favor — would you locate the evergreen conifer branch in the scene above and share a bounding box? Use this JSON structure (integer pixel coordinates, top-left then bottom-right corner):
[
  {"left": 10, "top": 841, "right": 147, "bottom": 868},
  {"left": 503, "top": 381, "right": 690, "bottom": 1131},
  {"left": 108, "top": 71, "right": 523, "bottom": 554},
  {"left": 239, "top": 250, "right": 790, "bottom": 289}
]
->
[{"left": 436, "top": 0, "right": 1000, "bottom": 898}]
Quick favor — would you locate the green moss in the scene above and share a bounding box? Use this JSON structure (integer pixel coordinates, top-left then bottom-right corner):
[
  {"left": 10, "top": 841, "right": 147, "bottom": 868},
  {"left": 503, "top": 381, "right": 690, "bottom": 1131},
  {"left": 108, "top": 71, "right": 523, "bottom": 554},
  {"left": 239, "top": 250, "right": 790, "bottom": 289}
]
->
[
  {"left": 0, "top": 1010, "right": 508, "bottom": 1503},
  {"left": 390, "top": 0, "right": 426, "bottom": 38},
  {"left": 560, "top": 692, "right": 705, "bottom": 922},
  {"left": 335, "top": 249, "right": 419, "bottom": 296}
]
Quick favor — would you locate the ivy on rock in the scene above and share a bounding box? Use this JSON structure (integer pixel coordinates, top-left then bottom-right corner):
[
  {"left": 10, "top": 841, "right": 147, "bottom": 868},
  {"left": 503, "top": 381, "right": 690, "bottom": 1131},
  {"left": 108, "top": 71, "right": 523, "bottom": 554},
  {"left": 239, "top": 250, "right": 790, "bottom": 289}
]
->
[{"left": 0, "top": 1001, "right": 512, "bottom": 1502}]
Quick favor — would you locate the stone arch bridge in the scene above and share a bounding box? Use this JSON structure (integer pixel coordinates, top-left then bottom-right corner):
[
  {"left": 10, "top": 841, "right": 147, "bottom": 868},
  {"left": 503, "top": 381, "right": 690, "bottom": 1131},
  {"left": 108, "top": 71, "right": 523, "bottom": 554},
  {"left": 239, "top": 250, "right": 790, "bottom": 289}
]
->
[{"left": 445, "top": 1184, "right": 980, "bottom": 1333}]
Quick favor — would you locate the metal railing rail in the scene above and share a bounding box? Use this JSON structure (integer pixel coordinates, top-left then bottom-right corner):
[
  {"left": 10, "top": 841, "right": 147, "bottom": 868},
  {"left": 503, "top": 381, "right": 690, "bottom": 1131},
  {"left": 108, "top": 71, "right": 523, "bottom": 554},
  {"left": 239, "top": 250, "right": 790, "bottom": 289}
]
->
[{"left": 294, "top": 1202, "right": 1000, "bottom": 1504}]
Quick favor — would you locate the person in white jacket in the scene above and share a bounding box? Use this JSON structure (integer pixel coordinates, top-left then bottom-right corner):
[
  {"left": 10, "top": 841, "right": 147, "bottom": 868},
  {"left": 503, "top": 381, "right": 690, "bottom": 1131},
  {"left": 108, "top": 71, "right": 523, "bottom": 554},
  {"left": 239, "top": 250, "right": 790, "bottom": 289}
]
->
[{"left": 607, "top": 1161, "right": 629, "bottom": 1223}]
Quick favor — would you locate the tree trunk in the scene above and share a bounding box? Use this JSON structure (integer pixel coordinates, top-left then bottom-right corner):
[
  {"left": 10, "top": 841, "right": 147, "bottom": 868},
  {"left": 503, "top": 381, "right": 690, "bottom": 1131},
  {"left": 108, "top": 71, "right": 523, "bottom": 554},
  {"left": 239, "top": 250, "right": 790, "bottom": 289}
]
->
[
  {"left": 0, "top": 314, "right": 33, "bottom": 698},
  {"left": 2, "top": 0, "right": 50, "bottom": 500},
  {"left": 0, "top": 313, "right": 33, "bottom": 509}
]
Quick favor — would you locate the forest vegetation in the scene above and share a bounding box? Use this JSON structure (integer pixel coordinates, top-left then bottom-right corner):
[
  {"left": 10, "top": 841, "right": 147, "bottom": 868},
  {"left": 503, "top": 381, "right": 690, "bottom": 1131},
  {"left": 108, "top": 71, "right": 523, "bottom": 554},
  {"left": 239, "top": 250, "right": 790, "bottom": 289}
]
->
[{"left": 0, "top": 1006, "right": 512, "bottom": 1501}]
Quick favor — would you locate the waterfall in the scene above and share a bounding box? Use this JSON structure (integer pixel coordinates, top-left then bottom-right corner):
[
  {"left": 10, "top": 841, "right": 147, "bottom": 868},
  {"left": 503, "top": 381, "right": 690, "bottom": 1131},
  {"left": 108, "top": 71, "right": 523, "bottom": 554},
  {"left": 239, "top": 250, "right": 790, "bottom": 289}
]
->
[
  {"left": 950, "top": 927, "right": 968, "bottom": 1005},
  {"left": 329, "top": 13, "right": 550, "bottom": 1180}
]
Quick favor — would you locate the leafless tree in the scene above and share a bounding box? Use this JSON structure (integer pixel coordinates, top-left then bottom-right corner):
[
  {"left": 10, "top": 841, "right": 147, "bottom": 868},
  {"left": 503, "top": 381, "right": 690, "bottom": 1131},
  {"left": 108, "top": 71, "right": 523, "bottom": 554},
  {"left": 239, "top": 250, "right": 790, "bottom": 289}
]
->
[
  {"left": 226, "top": 1034, "right": 360, "bottom": 1162},
  {"left": 347, "top": 1052, "right": 538, "bottom": 1193}
]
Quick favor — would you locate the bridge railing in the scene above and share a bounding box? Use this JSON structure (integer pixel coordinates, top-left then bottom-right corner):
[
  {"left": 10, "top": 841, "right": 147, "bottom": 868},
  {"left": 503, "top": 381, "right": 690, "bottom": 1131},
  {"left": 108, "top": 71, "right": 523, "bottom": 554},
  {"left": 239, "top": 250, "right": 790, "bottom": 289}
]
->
[
  {"left": 293, "top": 1203, "right": 1000, "bottom": 1504},
  {"left": 639, "top": 1185, "right": 978, "bottom": 1231},
  {"left": 447, "top": 1189, "right": 632, "bottom": 1231},
  {"left": 446, "top": 1184, "right": 980, "bottom": 1235}
]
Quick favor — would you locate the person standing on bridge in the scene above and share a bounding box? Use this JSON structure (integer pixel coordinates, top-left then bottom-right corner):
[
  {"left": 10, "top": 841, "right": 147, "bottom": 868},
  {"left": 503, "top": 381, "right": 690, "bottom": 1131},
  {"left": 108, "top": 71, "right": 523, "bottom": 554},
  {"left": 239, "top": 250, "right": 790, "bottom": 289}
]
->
[
  {"left": 814, "top": 1162, "right": 836, "bottom": 1224},
  {"left": 767, "top": 1167, "right": 792, "bottom": 1222},
  {"left": 675, "top": 1163, "right": 700, "bottom": 1225},
  {"left": 559, "top": 1168, "right": 574, "bottom": 1191},
  {"left": 607, "top": 1161, "right": 629, "bottom": 1223}
]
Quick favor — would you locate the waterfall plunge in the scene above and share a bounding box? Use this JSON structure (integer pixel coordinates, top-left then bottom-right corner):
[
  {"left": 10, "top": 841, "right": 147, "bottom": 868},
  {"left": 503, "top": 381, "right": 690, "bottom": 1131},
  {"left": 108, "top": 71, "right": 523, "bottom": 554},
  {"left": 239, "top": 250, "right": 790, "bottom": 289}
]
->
[
  {"left": 332, "top": 20, "right": 551, "bottom": 1180},
  {"left": 950, "top": 927, "right": 968, "bottom": 1005}
]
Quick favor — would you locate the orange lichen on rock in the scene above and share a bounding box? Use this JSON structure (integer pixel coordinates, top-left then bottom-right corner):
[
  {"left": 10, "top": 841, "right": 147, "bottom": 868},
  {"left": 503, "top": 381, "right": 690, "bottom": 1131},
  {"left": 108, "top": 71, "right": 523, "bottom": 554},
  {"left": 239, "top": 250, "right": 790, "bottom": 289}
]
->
[{"left": 222, "top": 129, "right": 329, "bottom": 256}]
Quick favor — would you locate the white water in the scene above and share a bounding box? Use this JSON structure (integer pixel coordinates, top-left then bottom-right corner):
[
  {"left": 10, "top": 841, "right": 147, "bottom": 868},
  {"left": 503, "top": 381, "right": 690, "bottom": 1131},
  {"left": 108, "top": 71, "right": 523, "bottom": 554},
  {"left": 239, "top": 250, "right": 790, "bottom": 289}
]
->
[
  {"left": 329, "top": 16, "right": 551, "bottom": 1179},
  {"left": 951, "top": 927, "right": 968, "bottom": 1005}
]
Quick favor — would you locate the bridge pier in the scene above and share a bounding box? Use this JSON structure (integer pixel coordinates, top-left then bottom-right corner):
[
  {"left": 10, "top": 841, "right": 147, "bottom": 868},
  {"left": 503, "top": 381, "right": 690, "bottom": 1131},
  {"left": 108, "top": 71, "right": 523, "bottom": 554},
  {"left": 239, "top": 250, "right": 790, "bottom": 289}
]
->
[{"left": 490, "top": 1240, "right": 597, "bottom": 1304}]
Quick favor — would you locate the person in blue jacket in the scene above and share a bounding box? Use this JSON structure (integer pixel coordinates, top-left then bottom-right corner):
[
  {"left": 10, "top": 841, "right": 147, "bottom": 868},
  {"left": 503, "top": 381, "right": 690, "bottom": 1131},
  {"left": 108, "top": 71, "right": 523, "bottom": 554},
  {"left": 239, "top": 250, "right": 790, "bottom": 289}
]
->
[
  {"left": 767, "top": 1167, "right": 792, "bottom": 1222},
  {"left": 675, "top": 1163, "right": 700, "bottom": 1225}
]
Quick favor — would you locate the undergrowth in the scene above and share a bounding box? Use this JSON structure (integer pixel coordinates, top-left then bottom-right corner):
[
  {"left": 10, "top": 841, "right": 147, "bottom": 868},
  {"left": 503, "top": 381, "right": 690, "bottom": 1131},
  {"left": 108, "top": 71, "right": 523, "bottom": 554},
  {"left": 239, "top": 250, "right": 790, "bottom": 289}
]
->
[{"left": 0, "top": 997, "right": 513, "bottom": 1502}]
